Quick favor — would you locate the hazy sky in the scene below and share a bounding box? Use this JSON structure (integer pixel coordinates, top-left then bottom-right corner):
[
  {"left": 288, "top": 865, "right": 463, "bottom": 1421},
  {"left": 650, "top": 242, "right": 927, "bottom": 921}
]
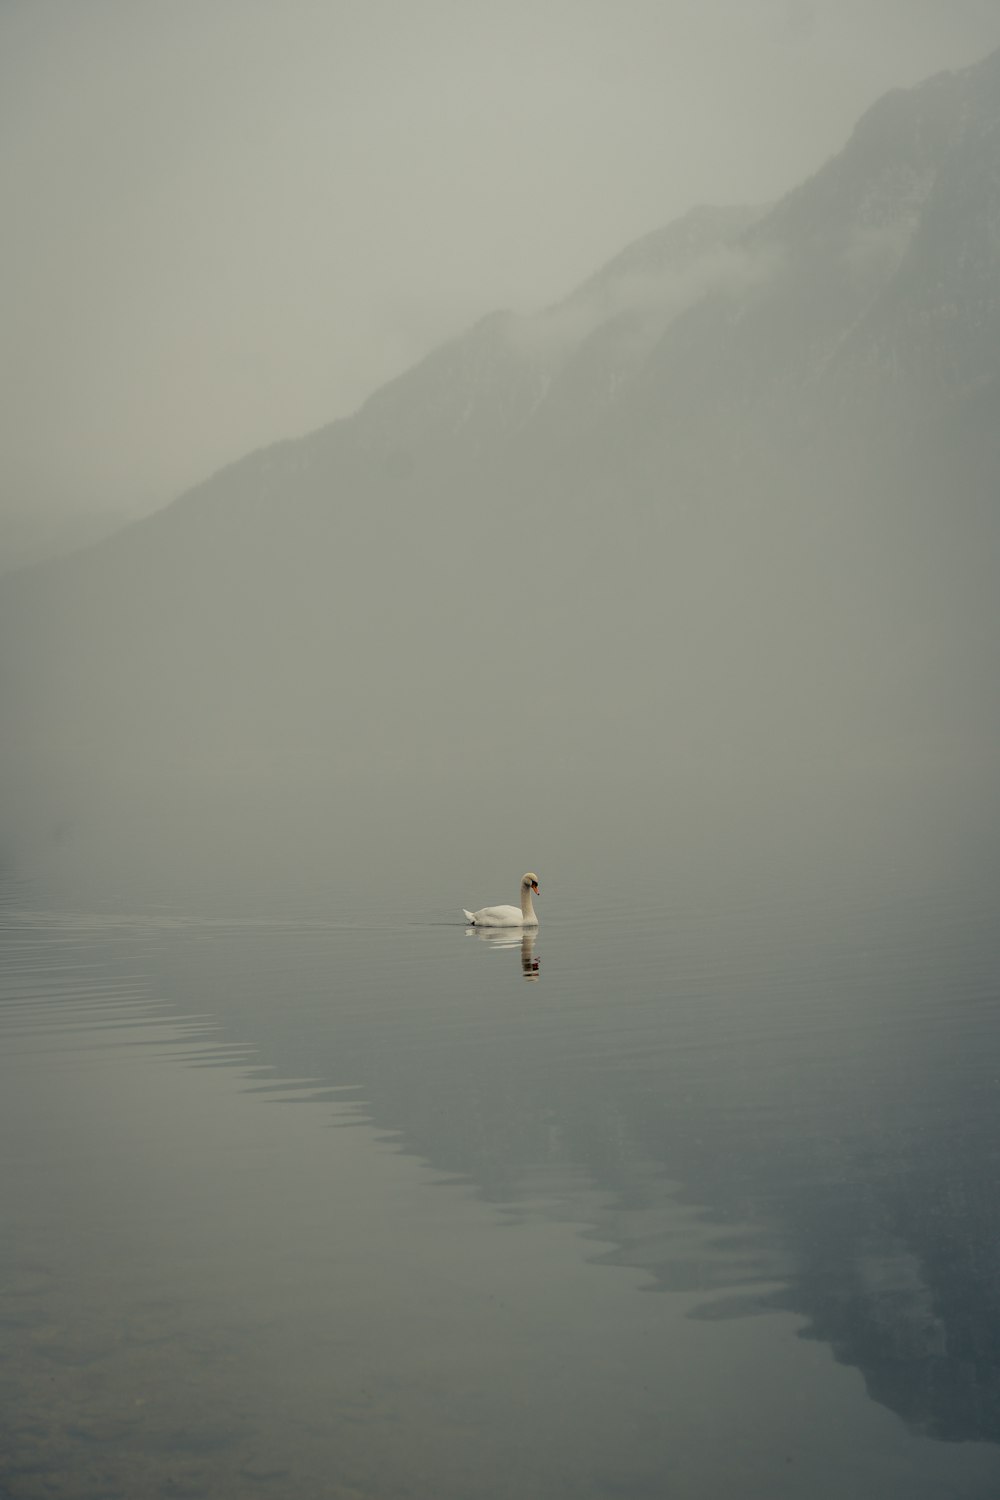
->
[{"left": 3, "top": 0, "right": 999, "bottom": 520}]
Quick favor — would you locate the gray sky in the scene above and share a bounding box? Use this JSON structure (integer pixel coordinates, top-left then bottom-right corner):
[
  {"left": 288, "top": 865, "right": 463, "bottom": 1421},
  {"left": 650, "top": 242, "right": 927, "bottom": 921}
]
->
[{"left": 3, "top": 0, "right": 999, "bottom": 520}]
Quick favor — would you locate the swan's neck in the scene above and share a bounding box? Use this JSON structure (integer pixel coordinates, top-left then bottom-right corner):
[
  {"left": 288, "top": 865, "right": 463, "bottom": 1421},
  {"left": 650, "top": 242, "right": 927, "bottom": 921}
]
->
[{"left": 520, "top": 885, "right": 536, "bottom": 920}]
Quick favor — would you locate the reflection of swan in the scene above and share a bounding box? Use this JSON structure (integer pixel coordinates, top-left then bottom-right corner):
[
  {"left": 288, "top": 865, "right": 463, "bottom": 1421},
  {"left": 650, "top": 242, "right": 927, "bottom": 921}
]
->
[
  {"left": 463, "top": 873, "right": 539, "bottom": 927},
  {"left": 466, "top": 926, "right": 540, "bottom": 980}
]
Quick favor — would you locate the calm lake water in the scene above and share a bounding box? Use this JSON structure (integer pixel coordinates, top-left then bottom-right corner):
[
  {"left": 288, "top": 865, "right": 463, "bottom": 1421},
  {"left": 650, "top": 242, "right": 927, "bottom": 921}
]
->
[{"left": 2, "top": 773, "right": 1000, "bottom": 1498}]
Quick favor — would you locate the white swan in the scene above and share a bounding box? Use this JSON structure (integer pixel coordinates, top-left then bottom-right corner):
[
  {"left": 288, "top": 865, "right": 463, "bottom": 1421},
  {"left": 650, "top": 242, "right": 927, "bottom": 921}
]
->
[{"left": 463, "top": 873, "right": 540, "bottom": 927}]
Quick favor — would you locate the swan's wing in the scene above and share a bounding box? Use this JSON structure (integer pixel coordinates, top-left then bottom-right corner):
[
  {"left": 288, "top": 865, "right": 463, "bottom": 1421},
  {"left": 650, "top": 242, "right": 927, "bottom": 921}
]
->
[{"left": 468, "top": 904, "right": 522, "bottom": 925}]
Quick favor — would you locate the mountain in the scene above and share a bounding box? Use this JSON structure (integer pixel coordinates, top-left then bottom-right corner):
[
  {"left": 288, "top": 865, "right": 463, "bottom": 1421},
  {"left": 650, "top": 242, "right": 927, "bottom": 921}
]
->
[
  {"left": 0, "top": 507, "right": 126, "bottom": 575},
  {"left": 2, "top": 49, "right": 999, "bottom": 832}
]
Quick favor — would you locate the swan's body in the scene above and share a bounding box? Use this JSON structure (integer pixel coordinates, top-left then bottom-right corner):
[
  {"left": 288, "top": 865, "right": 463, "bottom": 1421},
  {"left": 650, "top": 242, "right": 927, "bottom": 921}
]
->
[{"left": 463, "top": 873, "right": 539, "bottom": 927}]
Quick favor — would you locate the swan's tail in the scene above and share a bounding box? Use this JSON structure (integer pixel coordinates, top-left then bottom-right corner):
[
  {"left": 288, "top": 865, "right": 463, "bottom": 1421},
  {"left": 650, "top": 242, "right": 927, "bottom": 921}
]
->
[{"left": 462, "top": 910, "right": 475, "bottom": 923}]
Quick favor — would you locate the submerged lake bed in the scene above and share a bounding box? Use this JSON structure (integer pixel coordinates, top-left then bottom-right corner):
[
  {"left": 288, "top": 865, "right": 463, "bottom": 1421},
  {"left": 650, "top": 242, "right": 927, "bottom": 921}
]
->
[{"left": 2, "top": 772, "right": 1000, "bottom": 1498}]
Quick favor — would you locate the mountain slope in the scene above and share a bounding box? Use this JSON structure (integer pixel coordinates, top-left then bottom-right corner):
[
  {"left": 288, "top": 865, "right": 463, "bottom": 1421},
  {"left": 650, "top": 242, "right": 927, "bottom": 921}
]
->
[{"left": 1, "top": 49, "right": 999, "bottom": 826}]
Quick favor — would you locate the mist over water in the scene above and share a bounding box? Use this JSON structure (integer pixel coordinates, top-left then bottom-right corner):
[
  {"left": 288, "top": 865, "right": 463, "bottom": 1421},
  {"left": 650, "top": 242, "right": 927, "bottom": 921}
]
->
[
  {"left": 3, "top": 759, "right": 1000, "bottom": 1498},
  {"left": 3, "top": 24, "right": 1000, "bottom": 1500}
]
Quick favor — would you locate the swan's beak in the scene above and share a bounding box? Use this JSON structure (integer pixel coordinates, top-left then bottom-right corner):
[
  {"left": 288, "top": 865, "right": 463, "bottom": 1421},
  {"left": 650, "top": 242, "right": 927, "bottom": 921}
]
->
[{"left": 531, "top": 881, "right": 539, "bottom": 893}]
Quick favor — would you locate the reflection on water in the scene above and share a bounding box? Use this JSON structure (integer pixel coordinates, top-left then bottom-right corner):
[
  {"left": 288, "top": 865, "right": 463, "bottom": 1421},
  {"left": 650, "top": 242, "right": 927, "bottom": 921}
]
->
[
  {"left": 2, "top": 806, "right": 1000, "bottom": 1499},
  {"left": 467, "top": 925, "right": 540, "bottom": 979}
]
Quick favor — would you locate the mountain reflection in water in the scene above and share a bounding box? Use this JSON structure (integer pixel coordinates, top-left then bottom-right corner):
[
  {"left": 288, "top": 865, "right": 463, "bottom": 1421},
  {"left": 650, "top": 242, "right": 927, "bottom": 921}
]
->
[{"left": 1, "top": 778, "right": 999, "bottom": 1498}]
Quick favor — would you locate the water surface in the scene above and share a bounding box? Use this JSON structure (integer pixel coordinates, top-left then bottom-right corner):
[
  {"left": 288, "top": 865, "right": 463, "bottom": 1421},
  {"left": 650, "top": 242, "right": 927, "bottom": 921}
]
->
[{"left": 2, "top": 775, "right": 1000, "bottom": 1497}]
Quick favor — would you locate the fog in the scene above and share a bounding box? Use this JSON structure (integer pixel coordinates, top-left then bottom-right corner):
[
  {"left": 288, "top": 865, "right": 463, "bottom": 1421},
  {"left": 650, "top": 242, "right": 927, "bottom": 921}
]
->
[
  {"left": 4, "top": 24, "right": 1000, "bottom": 1488},
  {"left": 1, "top": 5, "right": 999, "bottom": 903},
  {"left": 5, "top": 26, "right": 1000, "bottom": 1500},
  {"left": 3, "top": 1, "right": 999, "bottom": 525}
]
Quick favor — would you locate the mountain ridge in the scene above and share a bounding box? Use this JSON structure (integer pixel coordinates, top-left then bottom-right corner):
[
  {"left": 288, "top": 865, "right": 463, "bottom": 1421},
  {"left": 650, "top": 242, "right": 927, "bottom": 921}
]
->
[{"left": 2, "top": 47, "right": 998, "bottom": 814}]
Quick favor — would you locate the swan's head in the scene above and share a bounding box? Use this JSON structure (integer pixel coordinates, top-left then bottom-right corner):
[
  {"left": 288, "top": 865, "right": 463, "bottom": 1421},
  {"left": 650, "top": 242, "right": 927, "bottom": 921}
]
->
[{"left": 522, "top": 872, "right": 540, "bottom": 894}]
